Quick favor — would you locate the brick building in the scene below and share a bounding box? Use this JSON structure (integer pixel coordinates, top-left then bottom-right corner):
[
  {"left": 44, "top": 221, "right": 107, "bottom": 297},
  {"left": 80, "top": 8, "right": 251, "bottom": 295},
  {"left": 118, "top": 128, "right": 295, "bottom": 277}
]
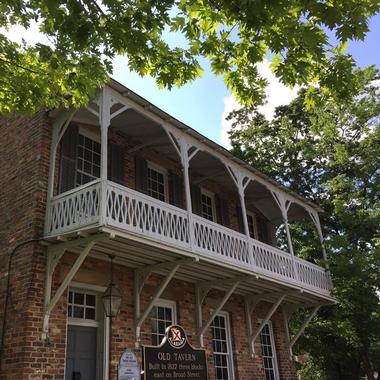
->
[{"left": 0, "top": 80, "right": 335, "bottom": 380}]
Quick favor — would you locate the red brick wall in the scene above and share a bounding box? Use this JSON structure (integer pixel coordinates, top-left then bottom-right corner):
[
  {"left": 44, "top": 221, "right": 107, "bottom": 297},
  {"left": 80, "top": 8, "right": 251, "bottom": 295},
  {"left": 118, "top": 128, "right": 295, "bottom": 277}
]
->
[
  {"left": 0, "top": 113, "right": 295, "bottom": 379},
  {"left": 60, "top": 253, "right": 297, "bottom": 380},
  {"left": 0, "top": 111, "right": 53, "bottom": 379}
]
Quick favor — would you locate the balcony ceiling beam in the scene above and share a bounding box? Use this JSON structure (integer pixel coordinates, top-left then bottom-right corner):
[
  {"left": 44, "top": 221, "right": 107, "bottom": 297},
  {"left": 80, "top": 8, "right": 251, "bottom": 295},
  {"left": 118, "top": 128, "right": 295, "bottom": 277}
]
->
[
  {"left": 196, "top": 275, "right": 251, "bottom": 292},
  {"left": 86, "top": 105, "right": 99, "bottom": 118},
  {"left": 137, "top": 257, "right": 199, "bottom": 278},
  {"left": 110, "top": 104, "right": 130, "bottom": 120},
  {"left": 134, "top": 258, "right": 198, "bottom": 347}
]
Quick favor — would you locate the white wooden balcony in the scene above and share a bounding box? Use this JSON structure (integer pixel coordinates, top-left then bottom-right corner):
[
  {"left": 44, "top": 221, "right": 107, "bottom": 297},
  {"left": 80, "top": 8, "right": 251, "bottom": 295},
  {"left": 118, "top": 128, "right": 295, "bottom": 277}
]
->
[{"left": 45, "top": 179, "right": 332, "bottom": 297}]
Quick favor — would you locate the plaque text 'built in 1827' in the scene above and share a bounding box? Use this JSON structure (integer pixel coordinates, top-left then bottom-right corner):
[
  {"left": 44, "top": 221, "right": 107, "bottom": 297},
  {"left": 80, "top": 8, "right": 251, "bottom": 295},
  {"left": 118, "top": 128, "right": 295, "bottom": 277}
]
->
[{"left": 142, "top": 325, "right": 208, "bottom": 380}]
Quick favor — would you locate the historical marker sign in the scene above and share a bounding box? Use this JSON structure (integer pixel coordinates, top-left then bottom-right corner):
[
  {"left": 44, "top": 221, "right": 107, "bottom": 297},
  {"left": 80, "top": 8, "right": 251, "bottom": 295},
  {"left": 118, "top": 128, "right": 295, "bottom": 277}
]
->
[
  {"left": 142, "top": 325, "right": 208, "bottom": 380},
  {"left": 118, "top": 350, "right": 140, "bottom": 380}
]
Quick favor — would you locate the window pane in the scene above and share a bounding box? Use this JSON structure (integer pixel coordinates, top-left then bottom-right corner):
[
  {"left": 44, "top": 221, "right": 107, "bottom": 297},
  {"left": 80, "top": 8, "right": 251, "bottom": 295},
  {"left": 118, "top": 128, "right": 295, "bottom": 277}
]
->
[
  {"left": 85, "top": 308, "right": 96, "bottom": 320},
  {"left": 84, "top": 137, "right": 92, "bottom": 149},
  {"left": 74, "top": 292, "right": 84, "bottom": 305},
  {"left": 147, "top": 167, "right": 166, "bottom": 201},
  {"left": 165, "top": 308, "right": 172, "bottom": 321},
  {"left": 158, "top": 307, "right": 165, "bottom": 320},
  {"left": 201, "top": 193, "right": 214, "bottom": 221},
  {"left": 86, "top": 294, "right": 96, "bottom": 307},
  {"left": 94, "top": 142, "right": 101, "bottom": 154},
  {"left": 158, "top": 320, "right": 165, "bottom": 334},
  {"left": 73, "top": 306, "right": 84, "bottom": 318}
]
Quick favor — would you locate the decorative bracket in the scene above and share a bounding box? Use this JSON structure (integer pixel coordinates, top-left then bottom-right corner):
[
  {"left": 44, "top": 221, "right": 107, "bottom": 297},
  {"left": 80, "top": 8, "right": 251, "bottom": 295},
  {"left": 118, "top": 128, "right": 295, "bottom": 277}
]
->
[
  {"left": 245, "top": 292, "right": 288, "bottom": 357},
  {"left": 42, "top": 235, "right": 107, "bottom": 340},
  {"left": 282, "top": 303, "right": 321, "bottom": 360},
  {"left": 195, "top": 276, "right": 247, "bottom": 347},
  {"left": 288, "top": 306, "right": 320, "bottom": 357},
  {"left": 134, "top": 258, "right": 198, "bottom": 347}
]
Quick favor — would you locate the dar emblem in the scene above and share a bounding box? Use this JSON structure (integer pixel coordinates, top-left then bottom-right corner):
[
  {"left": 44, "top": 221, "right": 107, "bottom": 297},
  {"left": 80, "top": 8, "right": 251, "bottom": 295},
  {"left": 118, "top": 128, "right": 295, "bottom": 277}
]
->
[{"left": 167, "top": 325, "right": 186, "bottom": 349}]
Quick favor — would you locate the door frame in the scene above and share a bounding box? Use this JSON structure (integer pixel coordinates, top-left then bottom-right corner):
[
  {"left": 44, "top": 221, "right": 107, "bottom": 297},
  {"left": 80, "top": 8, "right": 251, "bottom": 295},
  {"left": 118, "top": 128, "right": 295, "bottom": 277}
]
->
[{"left": 65, "top": 282, "right": 110, "bottom": 380}]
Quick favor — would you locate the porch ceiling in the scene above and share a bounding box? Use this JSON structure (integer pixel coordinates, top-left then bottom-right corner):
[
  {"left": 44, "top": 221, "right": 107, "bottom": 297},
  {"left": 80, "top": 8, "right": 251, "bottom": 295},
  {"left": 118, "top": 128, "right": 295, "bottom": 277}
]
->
[{"left": 69, "top": 106, "right": 313, "bottom": 223}]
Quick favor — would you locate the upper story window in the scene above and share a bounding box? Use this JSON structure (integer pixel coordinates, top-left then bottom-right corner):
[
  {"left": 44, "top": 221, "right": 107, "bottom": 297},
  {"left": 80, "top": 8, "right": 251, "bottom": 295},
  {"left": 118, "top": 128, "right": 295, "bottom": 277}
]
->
[
  {"left": 211, "top": 312, "right": 234, "bottom": 380},
  {"left": 201, "top": 189, "right": 216, "bottom": 222},
  {"left": 150, "top": 299, "right": 176, "bottom": 346},
  {"left": 247, "top": 211, "right": 258, "bottom": 240},
  {"left": 147, "top": 162, "right": 168, "bottom": 202},
  {"left": 260, "top": 322, "right": 279, "bottom": 380},
  {"left": 76, "top": 133, "right": 101, "bottom": 186},
  {"left": 68, "top": 289, "right": 97, "bottom": 321}
]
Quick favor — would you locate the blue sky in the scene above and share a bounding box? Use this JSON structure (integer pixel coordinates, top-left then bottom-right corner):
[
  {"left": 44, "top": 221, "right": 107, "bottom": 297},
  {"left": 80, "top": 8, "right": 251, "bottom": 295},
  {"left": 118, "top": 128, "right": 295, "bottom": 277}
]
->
[{"left": 112, "top": 13, "right": 380, "bottom": 147}]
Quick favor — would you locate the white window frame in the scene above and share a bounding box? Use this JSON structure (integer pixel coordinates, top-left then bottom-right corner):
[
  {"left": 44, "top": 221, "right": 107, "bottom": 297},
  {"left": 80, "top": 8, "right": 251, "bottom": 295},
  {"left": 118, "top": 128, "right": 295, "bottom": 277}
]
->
[
  {"left": 211, "top": 311, "right": 235, "bottom": 380},
  {"left": 147, "top": 161, "right": 169, "bottom": 202},
  {"left": 259, "top": 320, "right": 280, "bottom": 380},
  {"left": 67, "top": 288, "right": 98, "bottom": 327},
  {"left": 151, "top": 298, "right": 177, "bottom": 345},
  {"left": 76, "top": 130, "right": 101, "bottom": 186},
  {"left": 66, "top": 282, "right": 110, "bottom": 380},
  {"left": 201, "top": 188, "right": 217, "bottom": 222},
  {"left": 246, "top": 211, "right": 259, "bottom": 240}
]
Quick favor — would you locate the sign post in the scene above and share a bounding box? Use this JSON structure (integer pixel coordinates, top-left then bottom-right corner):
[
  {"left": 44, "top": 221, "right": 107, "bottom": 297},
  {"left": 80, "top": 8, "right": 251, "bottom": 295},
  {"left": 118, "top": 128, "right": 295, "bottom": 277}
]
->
[{"left": 142, "top": 325, "right": 208, "bottom": 380}]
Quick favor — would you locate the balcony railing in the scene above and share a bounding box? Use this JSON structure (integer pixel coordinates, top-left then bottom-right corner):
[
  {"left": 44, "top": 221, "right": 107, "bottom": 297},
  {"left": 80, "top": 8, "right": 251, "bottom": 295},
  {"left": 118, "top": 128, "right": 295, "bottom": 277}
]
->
[{"left": 45, "top": 179, "right": 331, "bottom": 295}]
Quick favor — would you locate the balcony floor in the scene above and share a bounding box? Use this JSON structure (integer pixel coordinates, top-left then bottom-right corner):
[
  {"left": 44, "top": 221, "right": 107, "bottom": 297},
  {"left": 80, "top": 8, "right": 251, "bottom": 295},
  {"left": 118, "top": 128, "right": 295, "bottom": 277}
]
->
[{"left": 44, "top": 226, "right": 335, "bottom": 307}]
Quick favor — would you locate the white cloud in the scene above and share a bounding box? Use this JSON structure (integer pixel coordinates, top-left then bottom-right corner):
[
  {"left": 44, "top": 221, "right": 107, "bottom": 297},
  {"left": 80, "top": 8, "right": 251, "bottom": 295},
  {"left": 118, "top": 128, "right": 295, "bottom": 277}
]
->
[
  {"left": 371, "top": 79, "right": 380, "bottom": 88},
  {"left": 220, "top": 59, "right": 298, "bottom": 148},
  {"left": 1, "top": 21, "right": 50, "bottom": 46},
  {"left": 220, "top": 94, "right": 241, "bottom": 148}
]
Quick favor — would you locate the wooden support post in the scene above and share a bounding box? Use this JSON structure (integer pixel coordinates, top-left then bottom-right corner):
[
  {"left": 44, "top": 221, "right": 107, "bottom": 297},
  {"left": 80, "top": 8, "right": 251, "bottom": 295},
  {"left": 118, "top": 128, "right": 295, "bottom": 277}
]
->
[
  {"left": 99, "top": 88, "right": 111, "bottom": 225},
  {"left": 179, "top": 139, "right": 199, "bottom": 250},
  {"left": 225, "top": 165, "right": 254, "bottom": 265},
  {"left": 271, "top": 192, "right": 299, "bottom": 281},
  {"left": 308, "top": 210, "right": 332, "bottom": 288},
  {"left": 44, "top": 109, "right": 76, "bottom": 235}
]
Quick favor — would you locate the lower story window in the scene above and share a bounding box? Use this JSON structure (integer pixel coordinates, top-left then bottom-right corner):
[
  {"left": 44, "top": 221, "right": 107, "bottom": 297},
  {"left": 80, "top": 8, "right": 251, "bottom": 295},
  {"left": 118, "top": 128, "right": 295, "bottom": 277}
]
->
[
  {"left": 211, "top": 312, "right": 234, "bottom": 380},
  {"left": 68, "top": 289, "right": 97, "bottom": 321},
  {"left": 260, "top": 322, "right": 279, "bottom": 380},
  {"left": 150, "top": 299, "right": 176, "bottom": 346}
]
